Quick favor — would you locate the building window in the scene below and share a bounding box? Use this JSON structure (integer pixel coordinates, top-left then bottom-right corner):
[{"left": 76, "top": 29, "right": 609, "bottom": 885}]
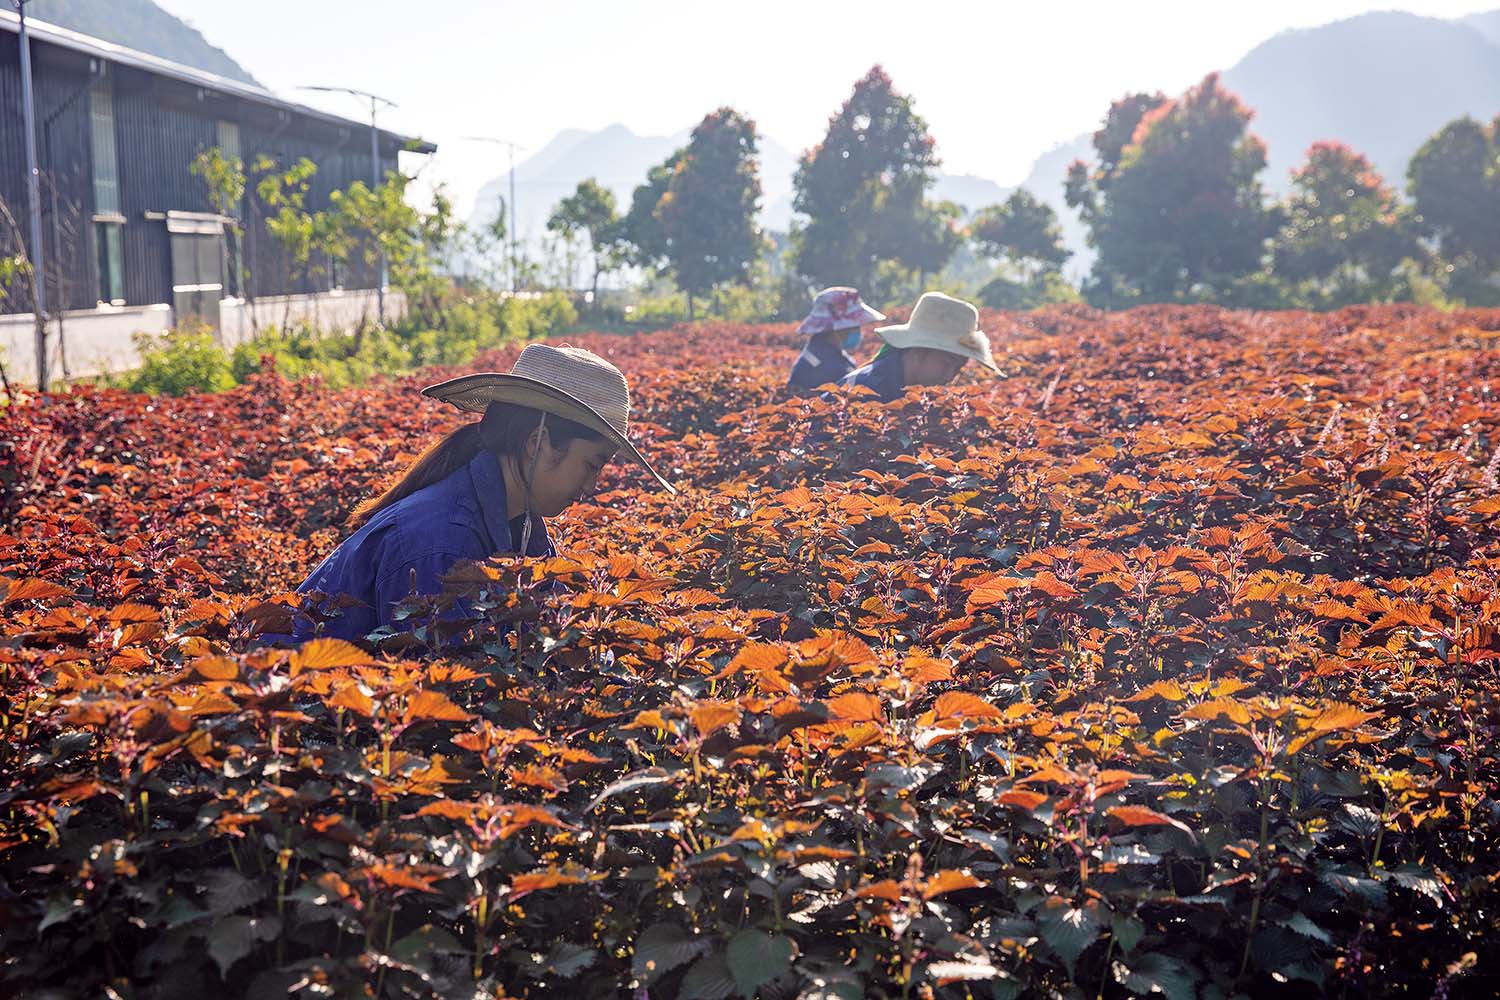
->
[
  {"left": 216, "top": 120, "right": 241, "bottom": 160},
  {"left": 96, "top": 222, "right": 123, "bottom": 305},
  {"left": 224, "top": 229, "right": 242, "bottom": 299},
  {"left": 215, "top": 122, "right": 244, "bottom": 299},
  {"left": 89, "top": 77, "right": 120, "bottom": 215},
  {"left": 90, "top": 75, "right": 124, "bottom": 304}
]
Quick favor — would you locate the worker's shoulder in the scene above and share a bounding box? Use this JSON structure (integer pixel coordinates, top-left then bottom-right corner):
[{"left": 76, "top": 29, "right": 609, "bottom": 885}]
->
[{"left": 364, "top": 486, "right": 486, "bottom": 565}]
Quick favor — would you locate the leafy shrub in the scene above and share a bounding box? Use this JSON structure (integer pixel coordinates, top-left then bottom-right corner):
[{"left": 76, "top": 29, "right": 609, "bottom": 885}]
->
[
  {"left": 4, "top": 304, "right": 1500, "bottom": 998},
  {"left": 125, "top": 329, "right": 236, "bottom": 395},
  {"left": 118, "top": 288, "right": 580, "bottom": 397},
  {"left": 229, "top": 324, "right": 415, "bottom": 388},
  {"left": 977, "top": 271, "right": 1082, "bottom": 310},
  {"left": 399, "top": 291, "right": 578, "bottom": 368},
  {"left": 501, "top": 289, "right": 578, "bottom": 340}
]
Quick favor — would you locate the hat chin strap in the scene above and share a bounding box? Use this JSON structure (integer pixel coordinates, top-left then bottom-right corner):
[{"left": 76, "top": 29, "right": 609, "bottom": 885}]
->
[{"left": 518, "top": 412, "right": 547, "bottom": 555}]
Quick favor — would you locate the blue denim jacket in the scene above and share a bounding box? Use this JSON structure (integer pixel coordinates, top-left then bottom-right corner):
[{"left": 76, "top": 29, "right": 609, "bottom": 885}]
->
[
  {"left": 292, "top": 450, "right": 551, "bottom": 642},
  {"left": 788, "top": 336, "right": 858, "bottom": 394},
  {"left": 840, "top": 349, "right": 904, "bottom": 402}
]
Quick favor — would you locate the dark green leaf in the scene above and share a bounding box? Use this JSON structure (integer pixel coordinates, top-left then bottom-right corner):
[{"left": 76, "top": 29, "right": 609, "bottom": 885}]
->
[
  {"left": 390, "top": 924, "right": 466, "bottom": 965},
  {"left": 1112, "top": 914, "right": 1145, "bottom": 954},
  {"left": 38, "top": 894, "right": 82, "bottom": 932},
  {"left": 587, "top": 767, "right": 683, "bottom": 813},
  {"left": 633, "top": 923, "right": 710, "bottom": 983},
  {"left": 727, "top": 929, "right": 796, "bottom": 996},
  {"left": 545, "top": 942, "right": 598, "bottom": 980},
  {"left": 207, "top": 915, "right": 280, "bottom": 977},
  {"left": 202, "top": 869, "right": 265, "bottom": 916},
  {"left": 680, "top": 953, "right": 737, "bottom": 999},
  {"left": 1279, "top": 913, "right": 1331, "bottom": 944},
  {"left": 1038, "top": 897, "right": 1100, "bottom": 974},
  {"left": 1112, "top": 952, "right": 1198, "bottom": 1000}
]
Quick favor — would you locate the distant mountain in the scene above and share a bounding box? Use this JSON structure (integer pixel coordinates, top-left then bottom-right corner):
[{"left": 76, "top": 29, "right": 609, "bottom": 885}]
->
[
  {"left": 470, "top": 124, "right": 772, "bottom": 239},
  {"left": 931, "top": 174, "right": 1012, "bottom": 215},
  {"left": 1016, "top": 8, "right": 1500, "bottom": 275},
  {"left": 1461, "top": 9, "right": 1500, "bottom": 46},
  {"left": 24, "top": 0, "right": 260, "bottom": 85},
  {"left": 472, "top": 125, "right": 1013, "bottom": 241},
  {"left": 1222, "top": 11, "right": 1500, "bottom": 187},
  {"left": 469, "top": 8, "right": 1500, "bottom": 278}
]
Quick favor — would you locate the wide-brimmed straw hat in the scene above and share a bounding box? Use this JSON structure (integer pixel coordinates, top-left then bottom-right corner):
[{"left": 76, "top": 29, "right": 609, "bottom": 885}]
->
[
  {"left": 797, "top": 286, "right": 885, "bottom": 335},
  {"left": 875, "top": 291, "right": 1000, "bottom": 374},
  {"left": 421, "top": 343, "right": 675, "bottom": 493}
]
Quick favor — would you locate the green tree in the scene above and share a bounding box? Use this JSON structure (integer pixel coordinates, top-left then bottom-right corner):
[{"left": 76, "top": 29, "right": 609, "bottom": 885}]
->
[
  {"left": 972, "top": 189, "right": 1071, "bottom": 280},
  {"left": 191, "top": 147, "right": 253, "bottom": 317},
  {"left": 191, "top": 146, "right": 246, "bottom": 217},
  {"left": 1270, "top": 142, "right": 1419, "bottom": 308},
  {"left": 251, "top": 156, "right": 324, "bottom": 327},
  {"left": 1408, "top": 116, "right": 1500, "bottom": 306},
  {"left": 790, "top": 65, "right": 953, "bottom": 299},
  {"left": 464, "top": 202, "right": 509, "bottom": 289},
  {"left": 655, "top": 108, "right": 765, "bottom": 319},
  {"left": 621, "top": 150, "right": 683, "bottom": 276},
  {"left": 329, "top": 173, "right": 457, "bottom": 325},
  {"left": 547, "top": 178, "right": 623, "bottom": 308},
  {"left": 970, "top": 189, "right": 1074, "bottom": 309},
  {"left": 1066, "top": 74, "right": 1277, "bottom": 305}
]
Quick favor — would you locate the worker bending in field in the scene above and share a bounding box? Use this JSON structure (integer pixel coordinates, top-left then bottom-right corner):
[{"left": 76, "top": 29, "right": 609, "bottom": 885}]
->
[
  {"left": 840, "top": 291, "right": 999, "bottom": 401},
  {"left": 787, "top": 286, "right": 885, "bottom": 394},
  {"left": 289, "top": 344, "right": 673, "bottom": 643}
]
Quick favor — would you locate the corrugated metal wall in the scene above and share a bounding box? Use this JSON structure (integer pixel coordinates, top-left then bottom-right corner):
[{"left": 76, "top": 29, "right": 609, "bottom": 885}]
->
[
  {"left": 113, "top": 65, "right": 216, "bottom": 306},
  {"left": 2, "top": 31, "right": 406, "bottom": 317}
]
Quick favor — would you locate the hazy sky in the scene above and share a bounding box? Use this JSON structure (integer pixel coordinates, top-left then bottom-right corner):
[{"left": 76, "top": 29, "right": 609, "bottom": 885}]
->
[{"left": 158, "top": 0, "right": 1495, "bottom": 215}]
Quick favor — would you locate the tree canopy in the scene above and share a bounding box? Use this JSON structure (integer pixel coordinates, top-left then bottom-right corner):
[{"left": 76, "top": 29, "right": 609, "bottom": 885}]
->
[
  {"left": 1408, "top": 116, "right": 1500, "bottom": 306},
  {"left": 651, "top": 108, "right": 766, "bottom": 316},
  {"left": 548, "top": 178, "right": 624, "bottom": 305},
  {"left": 790, "top": 66, "right": 954, "bottom": 299},
  {"left": 1271, "top": 142, "right": 1417, "bottom": 307},
  {"left": 1066, "top": 74, "right": 1276, "bottom": 305}
]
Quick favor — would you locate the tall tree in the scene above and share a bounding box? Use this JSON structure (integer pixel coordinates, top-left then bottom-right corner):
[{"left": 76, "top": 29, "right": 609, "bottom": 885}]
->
[
  {"left": 1066, "top": 74, "right": 1276, "bottom": 305},
  {"left": 192, "top": 147, "right": 254, "bottom": 322},
  {"left": 547, "top": 178, "right": 623, "bottom": 307},
  {"left": 1408, "top": 116, "right": 1500, "bottom": 306},
  {"left": 621, "top": 150, "right": 684, "bottom": 276},
  {"left": 1271, "top": 142, "right": 1418, "bottom": 307},
  {"left": 971, "top": 189, "right": 1071, "bottom": 282},
  {"left": 655, "top": 108, "right": 765, "bottom": 319},
  {"left": 970, "top": 189, "right": 1074, "bottom": 309},
  {"left": 790, "top": 66, "right": 953, "bottom": 298}
]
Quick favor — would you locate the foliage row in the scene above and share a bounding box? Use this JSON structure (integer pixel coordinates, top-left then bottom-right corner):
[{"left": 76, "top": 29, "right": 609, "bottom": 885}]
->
[{"left": 2, "top": 305, "right": 1500, "bottom": 997}]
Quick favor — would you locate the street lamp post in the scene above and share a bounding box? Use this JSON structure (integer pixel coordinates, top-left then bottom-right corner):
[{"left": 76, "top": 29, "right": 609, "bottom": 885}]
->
[
  {"left": 461, "top": 137, "right": 524, "bottom": 296},
  {"left": 13, "top": 0, "right": 48, "bottom": 389},
  {"left": 299, "top": 85, "right": 397, "bottom": 326}
]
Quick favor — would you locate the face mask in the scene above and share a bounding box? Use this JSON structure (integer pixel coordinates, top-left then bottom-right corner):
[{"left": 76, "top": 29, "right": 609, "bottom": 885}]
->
[{"left": 842, "top": 328, "right": 862, "bottom": 352}]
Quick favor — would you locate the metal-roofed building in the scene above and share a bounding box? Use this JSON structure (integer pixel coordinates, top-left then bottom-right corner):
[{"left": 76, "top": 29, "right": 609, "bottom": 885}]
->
[{"left": 0, "top": 10, "right": 435, "bottom": 378}]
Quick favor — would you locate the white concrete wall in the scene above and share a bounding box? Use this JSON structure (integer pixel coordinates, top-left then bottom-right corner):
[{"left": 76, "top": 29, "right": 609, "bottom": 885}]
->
[
  {"left": 219, "top": 288, "right": 405, "bottom": 349},
  {"left": 0, "top": 289, "right": 406, "bottom": 385},
  {"left": 1, "top": 304, "right": 173, "bottom": 385}
]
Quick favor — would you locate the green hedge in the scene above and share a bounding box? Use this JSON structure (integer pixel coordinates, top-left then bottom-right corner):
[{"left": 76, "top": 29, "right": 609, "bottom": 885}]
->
[{"left": 124, "top": 291, "right": 578, "bottom": 396}]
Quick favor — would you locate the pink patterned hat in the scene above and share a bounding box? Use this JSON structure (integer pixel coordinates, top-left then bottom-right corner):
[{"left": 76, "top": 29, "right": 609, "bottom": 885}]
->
[{"left": 796, "top": 286, "right": 885, "bottom": 335}]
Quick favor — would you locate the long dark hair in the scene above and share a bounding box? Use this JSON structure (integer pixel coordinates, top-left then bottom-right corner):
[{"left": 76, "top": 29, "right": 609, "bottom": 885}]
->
[{"left": 348, "top": 402, "right": 605, "bottom": 529}]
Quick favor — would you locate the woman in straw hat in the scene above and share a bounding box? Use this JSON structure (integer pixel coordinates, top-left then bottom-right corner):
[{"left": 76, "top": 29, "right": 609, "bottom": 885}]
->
[
  {"left": 290, "top": 344, "right": 672, "bottom": 643},
  {"left": 839, "top": 291, "right": 999, "bottom": 402},
  {"left": 787, "top": 286, "right": 885, "bottom": 394}
]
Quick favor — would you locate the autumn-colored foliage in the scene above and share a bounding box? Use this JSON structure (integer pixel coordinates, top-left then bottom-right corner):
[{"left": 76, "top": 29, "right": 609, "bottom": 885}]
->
[{"left": 3, "top": 303, "right": 1500, "bottom": 998}]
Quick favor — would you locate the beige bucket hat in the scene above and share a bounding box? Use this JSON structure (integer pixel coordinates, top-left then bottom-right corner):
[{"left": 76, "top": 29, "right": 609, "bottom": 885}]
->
[
  {"left": 876, "top": 291, "right": 1000, "bottom": 374},
  {"left": 421, "top": 343, "right": 675, "bottom": 493}
]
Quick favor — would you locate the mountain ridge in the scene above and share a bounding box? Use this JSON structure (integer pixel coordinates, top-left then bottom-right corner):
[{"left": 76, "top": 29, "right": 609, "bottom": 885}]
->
[
  {"left": 21, "top": 0, "right": 260, "bottom": 85},
  {"left": 477, "top": 7, "right": 1500, "bottom": 264}
]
